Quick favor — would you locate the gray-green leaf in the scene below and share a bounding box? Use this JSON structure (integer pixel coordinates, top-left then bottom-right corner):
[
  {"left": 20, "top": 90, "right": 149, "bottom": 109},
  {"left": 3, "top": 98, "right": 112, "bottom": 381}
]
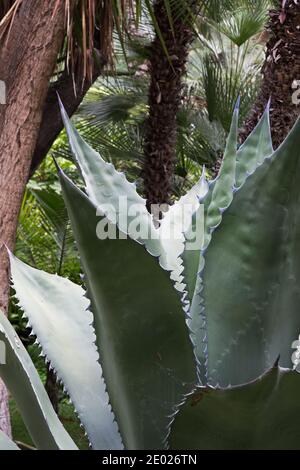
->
[
  {"left": 169, "top": 366, "right": 300, "bottom": 450},
  {"left": 0, "top": 311, "right": 77, "bottom": 450},
  {"left": 202, "top": 116, "right": 300, "bottom": 386},
  {"left": 59, "top": 169, "right": 197, "bottom": 449},
  {"left": 9, "top": 252, "right": 122, "bottom": 450}
]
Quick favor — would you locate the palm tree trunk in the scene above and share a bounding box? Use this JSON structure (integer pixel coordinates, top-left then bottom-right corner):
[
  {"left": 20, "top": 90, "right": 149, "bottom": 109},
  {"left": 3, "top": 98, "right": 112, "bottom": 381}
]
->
[
  {"left": 0, "top": 0, "right": 66, "bottom": 435},
  {"left": 240, "top": 0, "right": 300, "bottom": 148},
  {"left": 143, "top": 0, "right": 197, "bottom": 214}
]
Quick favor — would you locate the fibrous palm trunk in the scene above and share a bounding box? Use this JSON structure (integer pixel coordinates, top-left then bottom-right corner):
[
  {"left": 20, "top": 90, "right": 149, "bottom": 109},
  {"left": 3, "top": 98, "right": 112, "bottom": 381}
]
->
[
  {"left": 143, "top": 0, "right": 197, "bottom": 214},
  {"left": 240, "top": 0, "right": 300, "bottom": 148}
]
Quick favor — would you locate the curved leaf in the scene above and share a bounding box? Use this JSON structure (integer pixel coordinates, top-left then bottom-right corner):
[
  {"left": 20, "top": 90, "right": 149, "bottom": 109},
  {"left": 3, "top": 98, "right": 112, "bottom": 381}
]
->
[
  {"left": 236, "top": 101, "right": 273, "bottom": 188},
  {"left": 159, "top": 167, "right": 208, "bottom": 290},
  {"left": 179, "top": 103, "right": 274, "bottom": 383},
  {"left": 182, "top": 102, "right": 273, "bottom": 305},
  {"left": 9, "top": 252, "right": 122, "bottom": 450},
  {"left": 0, "top": 312, "right": 77, "bottom": 450},
  {"left": 59, "top": 100, "right": 208, "bottom": 288},
  {"left": 59, "top": 97, "right": 155, "bottom": 247},
  {"left": 59, "top": 170, "right": 197, "bottom": 450},
  {"left": 169, "top": 366, "right": 300, "bottom": 450},
  {"left": 204, "top": 99, "right": 239, "bottom": 246},
  {"left": 182, "top": 102, "right": 239, "bottom": 305},
  {"left": 202, "top": 116, "right": 300, "bottom": 386},
  {"left": 180, "top": 103, "right": 238, "bottom": 382}
]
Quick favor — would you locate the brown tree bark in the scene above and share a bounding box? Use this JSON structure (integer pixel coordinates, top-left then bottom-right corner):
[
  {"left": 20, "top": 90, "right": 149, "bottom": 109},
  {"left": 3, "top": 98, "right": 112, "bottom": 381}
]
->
[
  {"left": 239, "top": 0, "right": 300, "bottom": 148},
  {"left": 30, "top": 53, "right": 106, "bottom": 177},
  {"left": 143, "top": 1, "right": 197, "bottom": 214},
  {"left": 0, "top": 0, "right": 66, "bottom": 435}
]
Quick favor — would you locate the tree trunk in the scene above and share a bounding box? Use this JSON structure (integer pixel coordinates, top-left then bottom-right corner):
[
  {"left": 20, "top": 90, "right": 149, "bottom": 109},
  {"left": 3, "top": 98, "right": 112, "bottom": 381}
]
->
[
  {"left": 30, "top": 53, "right": 107, "bottom": 177},
  {"left": 143, "top": 0, "right": 196, "bottom": 214},
  {"left": 0, "top": 0, "right": 66, "bottom": 435},
  {"left": 239, "top": 0, "right": 300, "bottom": 148}
]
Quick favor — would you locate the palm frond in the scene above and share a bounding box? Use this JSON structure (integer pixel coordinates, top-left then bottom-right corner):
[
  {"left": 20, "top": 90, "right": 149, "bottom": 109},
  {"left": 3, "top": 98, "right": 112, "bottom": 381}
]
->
[
  {"left": 217, "top": 0, "right": 270, "bottom": 46},
  {"left": 191, "top": 29, "right": 264, "bottom": 132},
  {"left": 78, "top": 81, "right": 146, "bottom": 126},
  {"left": 16, "top": 182, "right": 79, "bottom": 279}
]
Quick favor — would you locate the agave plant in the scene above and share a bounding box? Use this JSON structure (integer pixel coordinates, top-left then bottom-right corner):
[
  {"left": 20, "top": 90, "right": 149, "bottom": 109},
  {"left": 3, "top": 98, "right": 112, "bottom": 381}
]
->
[{"left": 2, "top": 96, "right": 300, "bottom": 450}]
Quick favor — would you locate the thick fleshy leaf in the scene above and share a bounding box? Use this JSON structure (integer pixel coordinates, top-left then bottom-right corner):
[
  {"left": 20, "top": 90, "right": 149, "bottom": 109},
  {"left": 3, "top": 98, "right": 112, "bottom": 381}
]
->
[
  {"left": 161, "top": 167, "right": 208, "bottom": 234},
  {"left": 202, "top": 116, "right": 300, "bottom": 386},
  {"left": 59, "top": 100, "right": 207, "bottom": 287},
  {"left": 235, "top": 101, "right": 273, "bottom": 188},
  {"left": 181, "top": 201, "right": 208, "bottom": 307},
  {"left": 0, "top": 311, "right": 77, "bottom": 450},
  {"left": 182, "top": 102, "right": 273, "bottom": 305},
  {"left": 59, "top": 170, "right": 197, "bottom": 450},
  {"left": 159, "top": 167, "right": 208, "bottom": 290},
  {"left": 9, "top": 253, "right": 122, "bottom": 450},
  {"left": 180, "top": 104, "right": 238, "bottom": 382},
  {"left": 180, "top": 104, "right": 275, "bottom": 383},
  {"left": 59, "top": 97, "right": 155, "bottom": 246},
  {"left": 169, "top": 366, "right": 300, "bottom": 450},
  {"left": 0, "top": 431, "right": 19, "bottom": 450},
  {"left": 181, "top": 104, "right": 239, "bottom": 307},
  {"left": 204, "top": 99, "right": 239, "bottom": 247}
]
